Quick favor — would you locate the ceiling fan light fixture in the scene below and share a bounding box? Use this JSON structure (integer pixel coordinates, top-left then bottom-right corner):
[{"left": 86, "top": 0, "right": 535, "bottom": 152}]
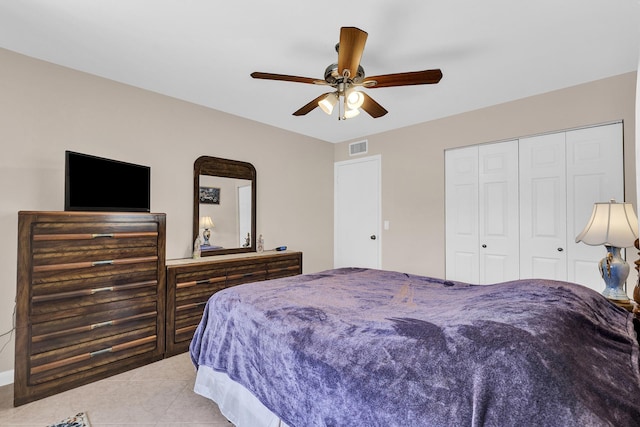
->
[
  {"left": 344, "top": 107, "right": 360, "bottom": 119},
  {"left": 319, "top": 93, "right": 338, "bottom": 115},
  {"left": 346, "top": 89, "right": 365, "bottom": 110}
]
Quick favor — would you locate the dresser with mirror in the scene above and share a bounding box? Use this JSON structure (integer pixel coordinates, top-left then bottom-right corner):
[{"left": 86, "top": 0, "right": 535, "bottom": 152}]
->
[{"left": 166, "top": 155, "right": 302, "bottom": 356}]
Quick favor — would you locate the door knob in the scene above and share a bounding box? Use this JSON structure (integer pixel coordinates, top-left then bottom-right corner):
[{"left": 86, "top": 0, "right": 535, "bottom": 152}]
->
[
  {"left": 481, "top": 244, "right": 487, "bottom": 248},
  {"left": 557, "top": 248, "right": 563, "bottom": 252},
  {"left": 370, "top": 235, "right": 377, "bottom": 240}
]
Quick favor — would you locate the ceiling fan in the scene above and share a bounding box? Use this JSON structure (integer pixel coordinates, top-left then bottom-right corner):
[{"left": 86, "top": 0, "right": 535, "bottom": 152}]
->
[{"left": 251, "top": 26, "right": 443, "bottom": 120}]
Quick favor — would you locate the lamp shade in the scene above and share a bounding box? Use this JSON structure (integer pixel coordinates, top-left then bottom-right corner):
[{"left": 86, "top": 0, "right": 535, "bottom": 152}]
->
[
  {"left": 200, "top": 216, "right": 214, "bottom": 229},
  {"left": 319, "top": 93, "right": 338, "bottom": 115},
  {"left": 575, "top": 200, "right": 638, "bottom": 247}
]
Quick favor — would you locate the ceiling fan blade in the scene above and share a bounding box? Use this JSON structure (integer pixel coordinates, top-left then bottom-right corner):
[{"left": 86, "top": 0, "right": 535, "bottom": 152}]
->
[
  {"left": 360, "top": 93, "right": 388, "bottom": 118},
  {"left": 363, "top": 69, "right": 443, "bottom": 88},
  {"left": 251, "top": 72, "right": 324, "bottom": 85},
  {"left": 337, "top": 27, "right": 368, "bottom": 79},
  {"left": 292, "top": 93, "right": 331, "bottom": 116}
]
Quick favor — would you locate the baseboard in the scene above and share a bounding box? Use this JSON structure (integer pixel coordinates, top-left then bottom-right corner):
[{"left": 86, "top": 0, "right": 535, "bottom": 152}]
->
[{"left": 0, "top": 369, "right": 14, "bottom": 387}]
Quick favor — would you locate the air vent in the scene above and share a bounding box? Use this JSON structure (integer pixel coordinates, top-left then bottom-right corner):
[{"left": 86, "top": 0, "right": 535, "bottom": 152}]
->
[{"left": 349, "top": 140, "right": 368, "bottom": 156}]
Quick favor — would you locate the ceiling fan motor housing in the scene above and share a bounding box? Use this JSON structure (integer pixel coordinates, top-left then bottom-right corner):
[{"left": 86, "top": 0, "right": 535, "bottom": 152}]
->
[{"left": 324, "top": 63, "right": 365, "bottom": 85}]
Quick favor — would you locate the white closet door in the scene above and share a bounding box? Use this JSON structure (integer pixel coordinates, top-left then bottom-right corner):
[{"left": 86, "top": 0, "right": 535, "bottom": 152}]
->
[
  {"left": 519, "top": 133, "right": 568, "bottom": 280},
  {"left": 445, "top": 146, "right": 479, "bottom": 283},
  {"left": 478, "top": 140, "right": 519, "bottom": 284},
  {"left": 566, "top": 123, "right": 624, "bottom": 291}
]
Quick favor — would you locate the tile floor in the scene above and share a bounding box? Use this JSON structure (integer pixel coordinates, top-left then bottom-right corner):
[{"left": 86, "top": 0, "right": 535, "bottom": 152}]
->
[{"left": 0, "top": 353, "right": 231, "bottom": 426}]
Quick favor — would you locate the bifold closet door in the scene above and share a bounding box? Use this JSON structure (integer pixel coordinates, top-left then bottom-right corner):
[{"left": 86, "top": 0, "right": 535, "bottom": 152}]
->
[
  {"left": 477, "top": 141, "right": 519, "bottom": 284},
  {"left": 445, "top": 140, "right": 519, "bottom": 284},
  {"left": 565, "top": 123, "right": 623, "bottom": 291},
  {"left": 519, "top": 133, "right": 568, "bottom": 281}
]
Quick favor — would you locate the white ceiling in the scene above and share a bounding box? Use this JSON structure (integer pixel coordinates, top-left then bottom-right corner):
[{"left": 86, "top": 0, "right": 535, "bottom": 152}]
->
[{"left": 0, "top": 1, "right": 639, "bottom": 143}]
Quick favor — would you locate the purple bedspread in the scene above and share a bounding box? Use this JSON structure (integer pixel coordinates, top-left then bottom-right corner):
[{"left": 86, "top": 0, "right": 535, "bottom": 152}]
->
[{"left": 190, "top": 268, "right": 640, "bottom": 426}]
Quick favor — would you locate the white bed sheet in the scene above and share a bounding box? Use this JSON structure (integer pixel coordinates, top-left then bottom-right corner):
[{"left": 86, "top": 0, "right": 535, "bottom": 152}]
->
[{"left": 194, "top": 365, "right": 290, "bottom": 427}]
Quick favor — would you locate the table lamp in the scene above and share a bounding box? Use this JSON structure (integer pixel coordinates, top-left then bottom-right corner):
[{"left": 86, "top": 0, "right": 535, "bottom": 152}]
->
[
  {"left": 200, "top": 216, "right": 214, "bottom": 246},
  {"left": 575, "top": 200, "right": 638, "bottom": 302}
]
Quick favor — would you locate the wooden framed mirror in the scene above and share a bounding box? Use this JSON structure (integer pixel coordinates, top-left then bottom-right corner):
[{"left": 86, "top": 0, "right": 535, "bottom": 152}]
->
[{"left": 193, "top": 156, "right": 256, "bottom": 256}]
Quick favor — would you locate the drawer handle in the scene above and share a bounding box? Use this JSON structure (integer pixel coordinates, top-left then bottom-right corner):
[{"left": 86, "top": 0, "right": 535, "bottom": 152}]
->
[
  {"left": 92, "top": 260, "right": 114, "bottom": 267},
  {"left": 91, "top": 286, "right": 115, "bottom": 294},
  {"left": 177, "top": 276, "right": 226, "bottom": 289},
  {"left": 90, "top": 348, "right": 112, "bottom": 357},
  {"left": 91, "top": 233, "right": 114, "bottom": 239},
  {"left": 91, "top": 320, "right": 114, "bottom": 329}
]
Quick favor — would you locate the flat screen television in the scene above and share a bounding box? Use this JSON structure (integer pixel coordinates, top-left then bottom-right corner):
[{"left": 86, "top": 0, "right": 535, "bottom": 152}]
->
[{"left": 65, "top": 150, "right": 151, "bottom": 212}]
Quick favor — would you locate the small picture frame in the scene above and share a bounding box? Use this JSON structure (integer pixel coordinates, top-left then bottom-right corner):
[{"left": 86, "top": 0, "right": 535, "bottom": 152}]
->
[{"left": 199, "top": 186, "right": 220, "bottom": 204}]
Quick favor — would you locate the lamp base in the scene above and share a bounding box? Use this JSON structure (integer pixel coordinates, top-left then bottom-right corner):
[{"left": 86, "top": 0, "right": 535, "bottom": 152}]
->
[
  {"left": 202, "top": 228, "right": 211, "bottom": 246},
  {"left": 598, "top": 246, "right": 630, "bottom": 302}
]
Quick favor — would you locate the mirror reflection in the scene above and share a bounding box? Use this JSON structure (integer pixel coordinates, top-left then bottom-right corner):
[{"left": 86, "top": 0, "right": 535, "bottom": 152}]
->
[
  {"left": 198, "top": 175, "right": 252, "bottom": 249},
  {"left": 193, "top": 156, "right": 256, "bottom": 256}
]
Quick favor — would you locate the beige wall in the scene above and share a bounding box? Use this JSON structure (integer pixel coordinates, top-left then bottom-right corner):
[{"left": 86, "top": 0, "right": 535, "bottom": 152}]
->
[
  {"left": 0, "top": 48, "right": 335, "bottom": 374},
  {"left": 335, "top": 72, "right": 637, "bottom": 279}
]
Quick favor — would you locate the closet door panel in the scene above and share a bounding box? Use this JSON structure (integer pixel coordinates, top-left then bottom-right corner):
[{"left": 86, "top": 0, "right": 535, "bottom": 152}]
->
[
  {"left": 445, "top": 146, "right": 479, "bottom": 283},
  {"left": 519, "top": 133, "right": 567, "bottom": 281},
  {"left": 478, "top": 141, "right": 519, "bottom": 284},
  {"left": 566, "top": 123, "right": 624, "bottom": 291}
]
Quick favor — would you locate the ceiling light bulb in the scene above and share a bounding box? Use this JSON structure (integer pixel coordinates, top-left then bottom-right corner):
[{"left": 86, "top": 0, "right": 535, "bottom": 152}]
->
[
  {"left": 346, "top": 90, "right": 365, "bottom": 110},
  {"left": 319, "top": 93, "right": 338, "bottom": 115},
  {"left": 344, "top": 108, "right": 360, "bottom": 119}
]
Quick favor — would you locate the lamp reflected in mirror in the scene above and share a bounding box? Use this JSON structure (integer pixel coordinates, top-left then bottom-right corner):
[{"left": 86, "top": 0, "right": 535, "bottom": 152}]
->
[{"left": 200, "top": 216, "right": 214, "bottom": 246}]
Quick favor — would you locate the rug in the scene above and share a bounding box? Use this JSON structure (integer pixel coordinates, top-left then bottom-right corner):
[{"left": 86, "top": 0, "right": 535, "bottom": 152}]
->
[{"left": 46, "top": 412, "right": 91, "bottom": 427}]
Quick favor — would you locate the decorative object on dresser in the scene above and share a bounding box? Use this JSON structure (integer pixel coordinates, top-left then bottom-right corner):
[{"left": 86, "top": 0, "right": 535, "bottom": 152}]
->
[
  {"left": 15, "top": 211, "right": 166, "bottom": 406},
  {"left": 575, "top": 199, "right": 638, "bottom": 309},
  {"left": 165, "top": 251, "right": 302, "bottom": 357}
]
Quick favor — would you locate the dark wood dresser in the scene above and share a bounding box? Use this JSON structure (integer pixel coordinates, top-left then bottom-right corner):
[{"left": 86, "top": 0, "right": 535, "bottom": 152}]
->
[
  {"left": 165, "top": 251, "right": 302, "bottom": 356},
  {"left": 15, "top": 211, "right": 166, "bottom": 406}
]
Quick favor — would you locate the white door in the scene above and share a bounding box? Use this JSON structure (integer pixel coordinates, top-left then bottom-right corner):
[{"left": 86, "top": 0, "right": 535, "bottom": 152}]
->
[
  {"left": 519, "top": 132, "right": 568, "bottom": 280},
  {"left": 566, "top": 123, "right": 624, "bottom": 291},
  {"left": 334, "top": 156, "right": 381, "bottom": 269},
  {"left": 445, "top": 146, "right": 480, "bottom": 283},
  {"left": 478, "top": 140, "right": 520, "bottom": 284}
]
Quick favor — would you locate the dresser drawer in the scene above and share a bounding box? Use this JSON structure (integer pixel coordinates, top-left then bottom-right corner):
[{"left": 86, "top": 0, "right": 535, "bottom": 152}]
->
[
  {"left": 267, "top": 253, "right": 303, "bottom": 279},
  {"left": 29, "top": 327, "right": 158, "bottom": 385},
  {"left": 174, "top": 306, "right": 206, "bottom": 344},
  {"left": 32, "top": 235, "right": 159, "bottom": 265},
  {"left": 31, "top": 230, "right": 158, "bottom": 286},
  {"left": 31, "top": 300, "right": 158, "bottom": 354},
  {"left": 226, "top": 261, "right": 267, "bottom": 286}
]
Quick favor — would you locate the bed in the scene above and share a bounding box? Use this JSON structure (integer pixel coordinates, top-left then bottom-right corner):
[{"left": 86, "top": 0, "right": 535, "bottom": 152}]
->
[{"left": 190, "top": 267, "right": 640, "bottom": 426}]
